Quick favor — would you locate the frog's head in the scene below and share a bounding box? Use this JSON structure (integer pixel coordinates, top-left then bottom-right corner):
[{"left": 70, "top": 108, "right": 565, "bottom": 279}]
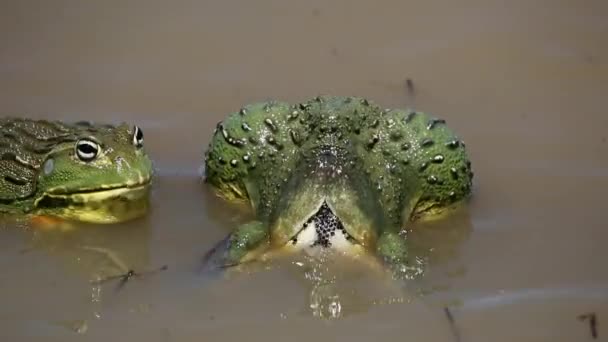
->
[
  {"left": 34, "top": 123, "right": 153, "bottom": 223},
  {"left": 266, "top": 146, "right": 384, "bottom": 258}
]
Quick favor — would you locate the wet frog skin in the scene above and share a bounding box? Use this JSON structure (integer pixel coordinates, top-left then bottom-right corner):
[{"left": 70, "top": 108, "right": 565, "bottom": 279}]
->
[
  {"left": 0, "top": 118, "right": 153, "bottom": 224},
  {"left": 203, "top": 96, "right": 473, "bottom": 272}
]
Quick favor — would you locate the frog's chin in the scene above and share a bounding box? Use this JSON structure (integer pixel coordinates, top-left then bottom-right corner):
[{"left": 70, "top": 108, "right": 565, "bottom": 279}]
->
[{"left": 284, "top": 200, "right": 361, "bottom": 256}]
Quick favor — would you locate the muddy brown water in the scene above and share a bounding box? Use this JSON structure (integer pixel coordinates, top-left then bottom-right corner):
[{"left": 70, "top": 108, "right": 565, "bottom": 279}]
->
[{"left": 1, "top": 0, "right": 608, "bottom": 341}]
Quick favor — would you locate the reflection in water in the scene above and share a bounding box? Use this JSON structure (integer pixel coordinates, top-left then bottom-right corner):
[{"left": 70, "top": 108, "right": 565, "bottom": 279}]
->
[
  {"left": 9, "top": 215, "right": 153, "bottom": 328},
  {"left": 307, "top": 272, "right": 343, "bottom": 319},
  {"left": 456, "top": 286, "right": 608, "bottom": 311},
  {"left": 300, "top": 253, "right": 349, "bottom": 319},
  {"left": 285, "top": 252, "right": 409, "bottom": 320},
  {"left": 407, "top": 203, "right": 473, "bottom": 265},
  {"left": 207, "top": 204, "right": 474, "bottom": 321},
  {"left": 402, "top": 205, "right": 474, "bottom": 295},
  {"left": 202, "top": 184, "right": 254, "bottom": 233},
  {"left": 26, "top": 219, "right": 151, "bottom": 281}
]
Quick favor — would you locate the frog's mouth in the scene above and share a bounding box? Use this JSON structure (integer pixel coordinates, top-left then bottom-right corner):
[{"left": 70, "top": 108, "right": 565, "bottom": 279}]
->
[
  {"left": 288, "top": 201, "right": 357, "bottom": 251},
  {"left": 40, "top": 177, "right": 152, "bottom": 201},
  {"left": 33, "top": 178, "right": 153, "bottom": 223}
]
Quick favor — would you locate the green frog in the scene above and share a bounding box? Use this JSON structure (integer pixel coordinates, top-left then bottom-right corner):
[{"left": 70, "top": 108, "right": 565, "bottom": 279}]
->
[
  {"left": 202, "top": 96, "right": 473, "bottom": 273},
  {"left": 0, "top": 118, "right": 153, "bottom": 224}
]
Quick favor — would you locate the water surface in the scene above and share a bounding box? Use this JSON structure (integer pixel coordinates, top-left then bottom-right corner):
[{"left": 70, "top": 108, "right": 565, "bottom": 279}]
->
[{"left": 1, "top": 0, "right": 607, "bottom": 341}]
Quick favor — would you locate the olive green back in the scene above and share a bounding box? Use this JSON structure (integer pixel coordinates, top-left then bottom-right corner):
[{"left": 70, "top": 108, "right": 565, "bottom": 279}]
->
[
  {"left": 204, "top": 96, "right": 473, "bottom": 229},
  {"left": 0, "top": 118, "right": 132, "bottom": 202},
  {"left": 204, "top": 101, "right": 313, "bottom": 220},
  {"left": 0, "top": 118, "right": 75, "bottom": 200},
  {"left": 298, "top": 96, "right": 473, "bottom": 226}
]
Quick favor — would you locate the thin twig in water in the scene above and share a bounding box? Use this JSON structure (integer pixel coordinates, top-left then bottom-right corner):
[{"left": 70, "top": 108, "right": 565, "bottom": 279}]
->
[
  {"left": 578, "top": 312, "right": 598, "bottom": 339},
  {"left": 444, "top": 307, "right": 461, "bottom": 342},
  {"left": 404, "top": 78, "right": 416, "bottom": 110},
  {"left": 405, "top": 78, "right": 415, "bottom": 95}
]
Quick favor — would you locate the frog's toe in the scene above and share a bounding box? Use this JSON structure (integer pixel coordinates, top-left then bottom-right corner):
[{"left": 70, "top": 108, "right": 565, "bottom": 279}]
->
[
  {"left": 376, "top": 231, "right": 409, "bottom": 270},
  {"left": 201, "top": 235, "right": 236, "bottom": 274},
  {"left": 201, "top": 220, "right": 269, "bottom": 274}
]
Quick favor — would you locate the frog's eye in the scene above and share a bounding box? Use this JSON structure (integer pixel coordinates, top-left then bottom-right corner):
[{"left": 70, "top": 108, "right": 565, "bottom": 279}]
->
[
  {"left": 132, "top": 125, "right": 144, "bottom": 148},
  {"left": 75, "top": 139, "right": 100, "bottom": 162}
]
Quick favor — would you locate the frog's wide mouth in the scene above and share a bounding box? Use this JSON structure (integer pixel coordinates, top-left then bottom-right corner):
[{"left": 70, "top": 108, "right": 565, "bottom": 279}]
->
[
  {"left": 287, "top": 201, "right": 358, "bottom": 251},
  {"left": 37, "top": 177, "right": 152, "bottom": 204},
  {"left": 32, "top": 181, "right": 152, "bottom": 224},
  {"left": 44, "top": 175, "right": 152, "bottom": 195}
]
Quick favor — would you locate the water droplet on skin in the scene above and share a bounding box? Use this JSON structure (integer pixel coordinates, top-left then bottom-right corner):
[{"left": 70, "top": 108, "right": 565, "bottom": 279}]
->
[
  {"left": 431, "top": 155, "right": 444, "bottom": 163},
  {"left": 43, "top": 158, "right": 54, "bottom": 175}
]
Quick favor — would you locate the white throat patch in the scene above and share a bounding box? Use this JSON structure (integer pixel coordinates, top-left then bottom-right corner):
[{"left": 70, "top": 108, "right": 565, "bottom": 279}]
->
[{"left": 290, "top": 202, "right": 354, "bottom": 253}]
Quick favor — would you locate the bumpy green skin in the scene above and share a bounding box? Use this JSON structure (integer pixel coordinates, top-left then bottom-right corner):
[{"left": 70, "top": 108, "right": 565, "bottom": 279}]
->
[
  {"left": 204, "top": 96, "right": 473, "bottom": 268},
  {"left": 0, "top": 118, "right": 153, "bottom": 223}
]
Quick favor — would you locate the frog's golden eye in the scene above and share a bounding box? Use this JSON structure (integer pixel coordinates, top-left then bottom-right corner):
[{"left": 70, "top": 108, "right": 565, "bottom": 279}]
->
[
  {"left": 132, "top": 125, "right": 144, "bottom": 148},
  {"left": 75, "top": 139, "right": 100, "bottom": 162}
]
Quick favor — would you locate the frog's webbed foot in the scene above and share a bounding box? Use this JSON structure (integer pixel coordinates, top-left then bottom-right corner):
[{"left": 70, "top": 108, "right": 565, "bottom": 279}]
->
[
  {"left": 201, "top": 220, "right": 268, "bottom": 274},
  {"left": 376, "top": 231, "right": 411, "bottom": 277}
]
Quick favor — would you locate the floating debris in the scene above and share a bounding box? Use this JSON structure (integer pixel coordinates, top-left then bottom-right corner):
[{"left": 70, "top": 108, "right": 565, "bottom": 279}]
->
[
  {"left": 91, "top": 265, "right": 168, "bottom": 291},
  {"left": 444, "top": 307, "right": 461, "bottom": 342},
  {"left": 578, "top": 312, "right": 598, "bottom": 339}
]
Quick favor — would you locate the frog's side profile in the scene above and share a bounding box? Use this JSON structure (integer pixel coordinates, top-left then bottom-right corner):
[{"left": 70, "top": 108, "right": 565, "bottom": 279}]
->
[
  {"left": 202, "top": 96, "right": 473, "bottom": 272},
  {"left": 0, "top": 118, "right": 153, "bottom": 224}
]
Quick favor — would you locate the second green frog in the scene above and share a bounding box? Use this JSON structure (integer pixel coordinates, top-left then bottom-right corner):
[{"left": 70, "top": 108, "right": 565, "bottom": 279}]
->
[
  {"left": 202, "top": 96, "right": 473, "bottom": 273},
  {"left": 0, "top": 118, "right": 153, "bottom": 224}
]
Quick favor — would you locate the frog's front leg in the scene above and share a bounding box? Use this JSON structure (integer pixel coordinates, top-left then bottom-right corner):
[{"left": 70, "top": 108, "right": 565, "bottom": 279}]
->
[
  {"left": 376, "top": 231, "right": 409, "bottom": 272},
  {"left": 202, "top": 220, "right": 269, "bottom": 272}
]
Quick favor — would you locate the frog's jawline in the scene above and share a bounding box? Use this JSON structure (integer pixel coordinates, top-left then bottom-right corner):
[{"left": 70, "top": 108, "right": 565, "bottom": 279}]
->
[
  {"left": 44, "top": 176, "right": 153, "bottom": 196},
  {"left": 289, "top": 200, "right": 356, "bottom": 252}
]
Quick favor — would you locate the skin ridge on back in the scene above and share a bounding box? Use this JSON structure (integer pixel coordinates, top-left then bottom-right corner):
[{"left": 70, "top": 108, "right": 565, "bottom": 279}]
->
[
  {"left": 1, "top": 119, "right": 90, "bottom": 205},
  {"left": 204, "top": 95, "right": 473, "bottom": 236}
]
